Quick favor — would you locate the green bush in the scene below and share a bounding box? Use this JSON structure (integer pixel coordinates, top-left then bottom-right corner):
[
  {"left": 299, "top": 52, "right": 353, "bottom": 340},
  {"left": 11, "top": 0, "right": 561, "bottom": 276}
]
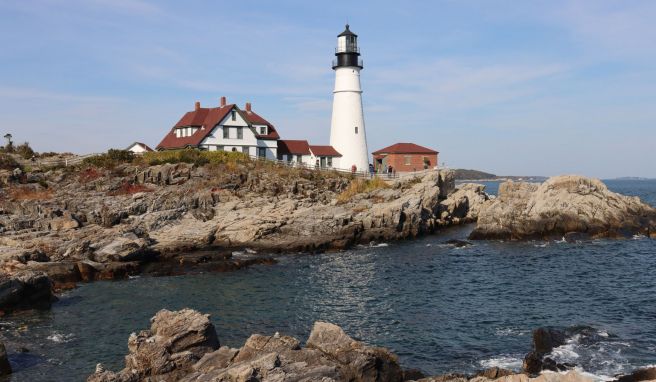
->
[
  {"left": 0, "top": 153, "right": 20, "bottom": 170},
  {"left": 15, "top": 142, "right": 36, "bottom": 159},
  {"left": 139, "top": 149, "right": 250, "bottom": 167},
  {"left": 83, "top": 149, "right": 134, "bottom": 168}
]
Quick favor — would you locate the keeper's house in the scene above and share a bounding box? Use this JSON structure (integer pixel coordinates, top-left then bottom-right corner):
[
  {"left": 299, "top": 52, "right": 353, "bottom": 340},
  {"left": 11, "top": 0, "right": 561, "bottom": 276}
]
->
[
  {"left": 156, "top": 97, "right": 280, "bottom": 160},
  {"left": 157, "top": 97, "right": 343, "bottom": 169},
  {"left": 372, "top": 143, "right": 439, "bottom": 173}
]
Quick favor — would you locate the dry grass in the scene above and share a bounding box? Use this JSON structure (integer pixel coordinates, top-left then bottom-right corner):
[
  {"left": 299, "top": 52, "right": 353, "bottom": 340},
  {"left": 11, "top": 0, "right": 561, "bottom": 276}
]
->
[
  {"left": 108, "top": 182, "right": 154, "bottom": 196},
  {"left": 9, "top": 187, "right": 54, "bottom": 201},
  {"left": 78, "top": 167, "right": 103, "bottom": 183},
  {"left": 337, "top": 177, "right": 390, "bottom": 204}
]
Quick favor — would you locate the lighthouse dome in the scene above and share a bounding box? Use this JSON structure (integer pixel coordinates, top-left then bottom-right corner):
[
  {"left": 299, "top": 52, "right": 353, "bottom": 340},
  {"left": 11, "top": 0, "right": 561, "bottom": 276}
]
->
[{"left": 338, "top": 24, "right": 357, "bottom": 37}]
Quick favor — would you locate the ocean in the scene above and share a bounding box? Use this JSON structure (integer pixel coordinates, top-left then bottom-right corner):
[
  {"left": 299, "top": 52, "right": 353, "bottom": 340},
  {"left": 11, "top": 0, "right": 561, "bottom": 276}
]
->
[{"left": 2, "top": 179, "right": 655, "bottom": 381}]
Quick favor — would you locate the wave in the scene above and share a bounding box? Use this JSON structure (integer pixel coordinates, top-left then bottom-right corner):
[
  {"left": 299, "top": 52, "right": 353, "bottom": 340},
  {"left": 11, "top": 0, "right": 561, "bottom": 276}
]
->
[
  {"left": 47, "top": 331, "right": 74, "bottom": 343},
  {"left": 479, "top": 355, "right": 523, "bottom": 370}
]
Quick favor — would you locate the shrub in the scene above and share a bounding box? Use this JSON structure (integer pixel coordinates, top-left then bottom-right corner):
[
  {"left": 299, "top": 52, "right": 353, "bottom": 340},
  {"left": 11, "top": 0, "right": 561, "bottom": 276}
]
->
[
  {"left": 336, "top": 177, "right": 390, "bottom": 204},
  {"left": 83, "top": 149, "right": 134, "bottom": 168},
  {"left": 108, "top": 181, "right": 154, "bottom": 196},
  {"left": 0, "top": 154, "right": 20, "bottom": 170},
  {"left": 138, "top": 149, "right": 250, "bottom": 167},
  {"left": 15, "top": 142, "right": 36, "bottom": 159}
]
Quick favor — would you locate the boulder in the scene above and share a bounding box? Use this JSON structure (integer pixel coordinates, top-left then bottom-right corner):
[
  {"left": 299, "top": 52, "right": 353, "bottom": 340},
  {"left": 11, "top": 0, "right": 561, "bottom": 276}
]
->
[
  {"left": 88, "top": 309, "right": 406, "bottom": 382},
  {"left": 92, "top": 234, "right": 153, "bottom": 263},
  {"left": 470, "top": 175, "right": 656, "bottom": 240},
  {"left": 306, "top": 321, "right": 404, "bottom": 382},
  {"left": 613, "top": 367, "right": 656, "bottom": 382},
  {"left": 88, "top": 308, "right": 220, "bottom": 382},
  {"left": 0, "top": 341, "right": 11, "bottom": 376},
  {"left": 522, "top": 328, "right": 569, "bottom": 375},
  {"left": 0, "top": 271, "right": 55, "bottom": 313}
]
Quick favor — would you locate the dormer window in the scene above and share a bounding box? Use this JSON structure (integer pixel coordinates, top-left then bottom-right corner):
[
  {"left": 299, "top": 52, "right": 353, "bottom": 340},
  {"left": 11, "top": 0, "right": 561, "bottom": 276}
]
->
[
  {"left": 355, "top": 126, "right": 358, "bottom": 134},
  {"left": 259, "top": 126, "right": 267, "bottom": 135}
]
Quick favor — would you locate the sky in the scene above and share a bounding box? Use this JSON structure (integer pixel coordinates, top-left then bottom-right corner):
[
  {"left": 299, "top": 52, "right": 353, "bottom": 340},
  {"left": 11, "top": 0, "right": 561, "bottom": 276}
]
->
[{"left": 1, "top": 0, "right": 655, "bottom": 178}]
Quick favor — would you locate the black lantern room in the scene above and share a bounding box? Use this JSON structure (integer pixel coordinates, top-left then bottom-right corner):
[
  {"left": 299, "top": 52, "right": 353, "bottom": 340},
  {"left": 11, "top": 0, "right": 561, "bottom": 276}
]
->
[{"left": 333, "top": 24, "right": 363, "bottom": 69}]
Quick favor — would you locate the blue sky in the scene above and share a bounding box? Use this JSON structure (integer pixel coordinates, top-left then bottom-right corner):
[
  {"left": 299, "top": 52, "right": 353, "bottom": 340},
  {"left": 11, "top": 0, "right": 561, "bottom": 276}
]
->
[{"left": 1, "top": 0, "right": 655, "bottom": 178}]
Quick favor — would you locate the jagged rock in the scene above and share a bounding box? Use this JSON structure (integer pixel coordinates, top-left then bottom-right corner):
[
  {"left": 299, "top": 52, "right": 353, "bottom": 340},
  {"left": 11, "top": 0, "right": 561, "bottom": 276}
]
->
[
  {"left": 0, "top": 271, "right": 55, "bottom": 312},
  {"left": 470, "top": 175, "right": 656, "bottom": 240},
  {"left": 0, "top": 341, "right": 11, "bottom": 376},
  {"left": 523, "top": 328, "right": 569, "bottom": 375},
  {"left": 87, "top": 308, "right": 220, "bottom": 382},
  {"left": 613, "top": 367, "right": 656, "bottom": 382},
  {"left": 88, "top": 309, "right": 406, "bottom": 382},
  {"left": 306, "top": 321, "right": 404, "bottom": 382}
]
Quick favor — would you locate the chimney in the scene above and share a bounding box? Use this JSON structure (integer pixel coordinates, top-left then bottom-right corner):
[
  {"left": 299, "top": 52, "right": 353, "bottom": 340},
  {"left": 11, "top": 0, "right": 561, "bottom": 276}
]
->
[
  {"left": 194, "top": 101, "right": 200, "bottom": 111},
  {"left": 245, "top": 102, "right": 251, "bottom": 112},
  {"left": 220, "top": 96, "right": 227, "bottom": 107}
]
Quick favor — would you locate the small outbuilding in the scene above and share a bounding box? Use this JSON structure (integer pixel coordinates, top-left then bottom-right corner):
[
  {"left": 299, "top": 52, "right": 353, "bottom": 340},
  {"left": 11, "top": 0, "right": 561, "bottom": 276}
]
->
[
  {"left": 372, "top": 143, "right": 439, "bottom": 173},
  {"left": 126, "top": 142, "right": 154, "bottom": 154}
]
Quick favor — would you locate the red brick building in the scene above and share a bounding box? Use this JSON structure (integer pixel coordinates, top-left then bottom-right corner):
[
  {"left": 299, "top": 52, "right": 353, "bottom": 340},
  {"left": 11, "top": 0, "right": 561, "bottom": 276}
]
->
[{"left": 372, "top": 143, "right": 439, "bottom": 173}]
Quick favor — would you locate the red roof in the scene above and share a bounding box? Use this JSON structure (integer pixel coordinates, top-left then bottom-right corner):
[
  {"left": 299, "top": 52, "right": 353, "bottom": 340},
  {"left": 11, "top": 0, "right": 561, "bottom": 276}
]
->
[
  {"left": 372, "top": 143, "right": 438, "bottom": 155},
  {"left": 157, "top": 105, "right": 235, "bottom": 150},
  {"left": 309, "top": 145, "right": 342, "bottom": 157},
  {"left": 243, "top": 110, "right": 280, "bottom": 140},
  {"left": 278, "top": 140, "right": 311, "bottom": 155}
]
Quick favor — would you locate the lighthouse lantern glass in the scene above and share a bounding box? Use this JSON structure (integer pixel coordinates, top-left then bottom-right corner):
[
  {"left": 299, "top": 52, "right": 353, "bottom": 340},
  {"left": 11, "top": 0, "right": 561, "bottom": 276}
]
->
[{"left": 336, "top": 35, "right": 357, "bottom": 53}]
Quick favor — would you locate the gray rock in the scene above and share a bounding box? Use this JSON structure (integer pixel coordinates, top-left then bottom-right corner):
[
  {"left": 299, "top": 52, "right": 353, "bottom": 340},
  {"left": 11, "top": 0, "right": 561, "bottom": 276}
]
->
[
  {"left": 0, "top": 271, "right": 55, "bottom": 312},
  {"left": 470, "top": 175, "right": 656, "bottom": 240},
  {"left": 0, "top": 341, "right": 11, "bottom": 376}
]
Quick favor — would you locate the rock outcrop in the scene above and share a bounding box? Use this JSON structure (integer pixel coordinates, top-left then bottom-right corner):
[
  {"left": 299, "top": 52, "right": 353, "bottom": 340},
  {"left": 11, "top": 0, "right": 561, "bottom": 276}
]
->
[
  {"left": 88, "top": 309, "right": 605, "bottom": 382},
  {"left": 0, "top": 162, "right": 490, "bottom": 304},
  {"left": 470, "top": 175, "right": 656, "bottom": 240},
  {"left": 0, "top": 340, "right": 11, "bottom": 376},
  {"left": 0, "top": 270, "right": 55, "bottom": 313},
  {"left": 88, "top": 309, "right": 403, "bottom": 382}
]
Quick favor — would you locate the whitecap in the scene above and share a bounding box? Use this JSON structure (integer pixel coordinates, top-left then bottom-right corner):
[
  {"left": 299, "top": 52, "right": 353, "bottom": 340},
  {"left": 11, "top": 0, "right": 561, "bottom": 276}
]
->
[
  {"left": 47, "top": 332, "right": 74, "bottom": 343},
  {"left": 479, "top": 355, "right": 523, "bottom": 370},
  {"left": 495, "top": 327, "right": 529, "bottom": 337}
]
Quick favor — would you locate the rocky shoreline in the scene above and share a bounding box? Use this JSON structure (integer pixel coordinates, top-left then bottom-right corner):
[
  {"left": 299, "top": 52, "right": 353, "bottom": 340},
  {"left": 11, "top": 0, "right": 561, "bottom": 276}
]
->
[
  {"left": 0, "top": 161, "right": 489, "bottom": 313},
  {"left": 86, "top": 308, "right": 656, "bottom": 382},
  {"left": 1, "top": 160, "right": 656, "bottom": 315}
]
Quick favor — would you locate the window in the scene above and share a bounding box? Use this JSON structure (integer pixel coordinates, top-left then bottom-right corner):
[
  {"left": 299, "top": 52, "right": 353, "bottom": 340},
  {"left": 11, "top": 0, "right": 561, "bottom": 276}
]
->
[
  {"left": 259, "top": 126, "right": 266, "bottom": 135},
  {"left": 327, "top": 157, "right": 333, "bottom": 167},
  {"left": 223, "top": 127, "right": 229, "bottom": 139},
  {"left": 296, "top": 155, "right": 302, "bottom": 163},
  {"left": 231, "top": 110, "right": 236, "bottom": 121},
  {"left": 175, "top": 129, "right": 181, "bottom": 138},
  {"left": 404, "top": 155, "right": 412, "bottom": 165},
  {"left": 242, "top": 146, "right": 249, "bottom": 154},
  {"left": 258, "top": 147, "right": 266, "bottom": 158},
  {"left": 217, "top": 146, "right": 224, "bottom": 151},
  {"left": 231, "top": 147, "right": 237, "bottom": 152},
  {"left": 354, "top": 126, "right": 358, "bottom": 134},
  {"left": 237, "top": 127, "right": 243, "bottom": 139},
  {"left": 287, "top": 155, "right": 292, "bottom": 162}
]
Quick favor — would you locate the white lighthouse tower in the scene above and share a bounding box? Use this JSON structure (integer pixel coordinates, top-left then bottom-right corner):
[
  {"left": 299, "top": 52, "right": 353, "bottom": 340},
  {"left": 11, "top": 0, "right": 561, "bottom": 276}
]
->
[{"left": 329, "top": 24, "right": 369, "bottom": 172}]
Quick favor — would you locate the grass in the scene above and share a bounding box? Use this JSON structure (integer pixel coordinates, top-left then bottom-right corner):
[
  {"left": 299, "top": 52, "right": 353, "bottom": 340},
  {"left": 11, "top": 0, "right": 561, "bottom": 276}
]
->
[
  {"left": 108, "top": 181, "right": 154, "bottom": 196},
  {"left": 9, "top": 186, "right": 53, "bottom": 201},
  {"left": 336, "top": 177, "right": 390, "bottom": 204},
  {"left": 136, "top": 150, "right": 250, "bottom": 167}
]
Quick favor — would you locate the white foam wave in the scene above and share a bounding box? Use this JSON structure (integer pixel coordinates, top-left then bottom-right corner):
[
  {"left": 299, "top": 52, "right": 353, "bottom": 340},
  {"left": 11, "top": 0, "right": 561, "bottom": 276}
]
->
[
  {"left": 479, "top": 355, "right": 523, "bottom": 370},
  {"left": 47, "top": 331, "right": 74, "bottom": 343},
  {"left": 495, "top": 327, "right": 529, "bottom": 337}
]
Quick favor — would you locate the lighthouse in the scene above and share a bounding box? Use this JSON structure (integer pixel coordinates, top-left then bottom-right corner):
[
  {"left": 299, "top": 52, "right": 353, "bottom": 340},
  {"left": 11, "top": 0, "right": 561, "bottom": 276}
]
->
[{"left": 329, "top": 24, "right": 369, "bottom": 172}]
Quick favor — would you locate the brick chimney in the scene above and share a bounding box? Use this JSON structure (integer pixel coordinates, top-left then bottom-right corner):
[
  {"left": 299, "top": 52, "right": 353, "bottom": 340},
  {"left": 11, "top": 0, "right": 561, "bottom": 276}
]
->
[
  {"left": 220, "top": 96, "right": 227, "bottom": 107},
  {"left": 245, "top": 102, "right": 251, "bottom": 112},
  {"left": 195, "top": 101, "right": 200, "bottom": 111}
]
